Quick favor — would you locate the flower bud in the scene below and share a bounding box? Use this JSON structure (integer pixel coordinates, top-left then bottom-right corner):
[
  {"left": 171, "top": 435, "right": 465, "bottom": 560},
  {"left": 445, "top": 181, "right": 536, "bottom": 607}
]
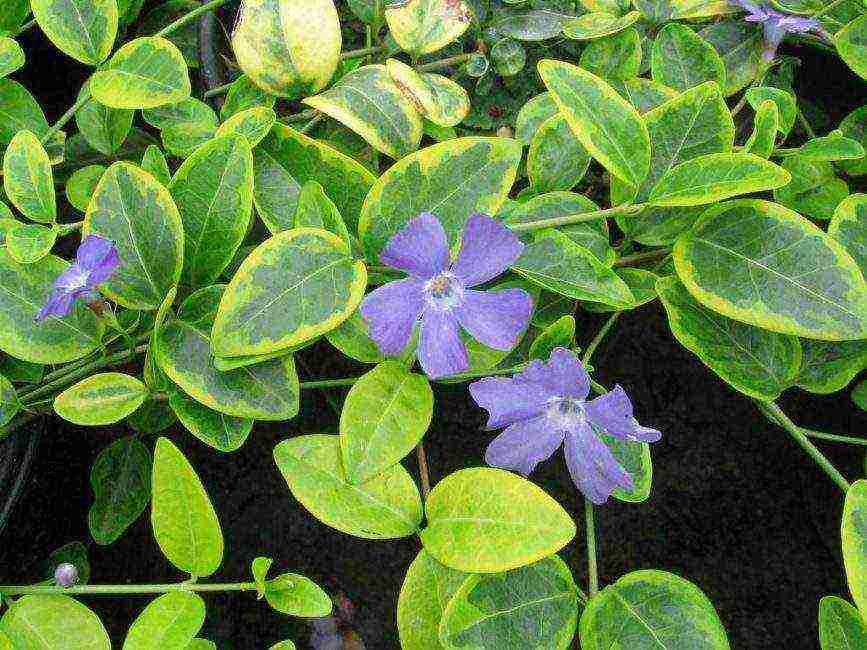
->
[{"left": 54, "top": 562, "right": 79, "bottom": 587}]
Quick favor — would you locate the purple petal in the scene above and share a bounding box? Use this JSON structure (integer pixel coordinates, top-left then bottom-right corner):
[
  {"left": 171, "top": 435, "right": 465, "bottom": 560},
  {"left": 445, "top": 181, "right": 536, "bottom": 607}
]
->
[
  {"left": 76, "top": 235, "right": 116, "bottom": 270},
  {"left": 485, "top": 416, "right": 565, "bottom": 476},
  {"left": 453, "top": 288, "right": 532, "bottom": 351},
  {"left": 450, "top": 213, "right": 524, "bottom": 287},
  {"left": 777, "top": 15, "right": 821, "bottom": 33},
  {"left": 85, "top": 246, "right": 120, "bottom": 287},
  {"left": 469, "top": 376, "right": 550, "bottom": 429},
  {"left": 418, "top": 308, "right": 468, "bottom": 379},
  {"left": 563, "top": 422, "right": 633, "bottom": 504},
  {"left": 515, "top": 347, "right": 590, "bottom": 400},
  {"left": 360, "top": 278, "right": 425, "bottom": 355},
  {"left": 586, "top": 384, "right": 661, "bottom": 442},
  {"left": 379, "top": 212, "right": 450, "bottom": 279},
  {"left": 35, "top": 289, "right": 77, "bottom": 323},
  {"left": 53, "top": 264, "right": 89, "bottom": 292}
]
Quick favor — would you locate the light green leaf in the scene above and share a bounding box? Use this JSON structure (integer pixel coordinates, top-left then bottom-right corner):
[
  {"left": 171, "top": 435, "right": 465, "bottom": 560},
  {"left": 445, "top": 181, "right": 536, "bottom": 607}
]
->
[
  {"left": 838, "top": 105, "right": 867, "bottom": 176},
  {"left": 126, "top": 398, "right": 176, "bottom": 434},
  {"left": 843, "top": 480, "right": 867, "bottom": 619},
  {"left": 0, "top": 251, "right": 104, "bottom": 364},
  {"left": 493, "top": 11, "right": 571, "bottom": 41},
  {"left": 440, "top": 555, "right": 579, "bottom": 650},
  {"left": 232, "top": 0, "right": 341, "bottom": 98},
  {"left": 31, "top": 0, "right": 117, "bottom": 65},
  {"left": 853, "top": 381, "right": 867, "bottom": 412},
  {"left": 212, "top": 228, "right": 366, "bottom": 357},
  {"left": 3, "top": 130, "right": 56, "bottom": 223},
  {"left": 830, "top": 194, "right": 867, "bottom": 276},
  {"left": 141, "top": 146, "right": 171, "bottom": 186},
  {"left": 84, "top": 161, "right": 184, "bottom": 310},
  {"left": 515, "top": 93, "right": 558, "bottom": 145},
  {"left": 385, "top": 58, "right": 470, "bottom": 128},
  {"left": 512, "top": 230, "right": 634, "bottom": 307},
  {"left": 563, "top": 11, "right": 641, "bottom": 40},
  {"left": 796, "top": 132, "right": 865, "bottom": 162},
  {"left": 75, "top": 83, "right": 134, "bottom": 156},
  {"left": 142, "top": 98, "right": 217, "bottom": 131},
  {"left": 579, "top": 569, "right": 729, "bottom": 649},
  {"left": 651, "top": 23, "right": 726, "bottom": 92},
  {"left": 671, "top": 0, "right": 736, "bottom": 18},
  {"left": 420, "top": 467, "right": 576, "bottom": 573},
  {"left": 538, "top": 59, "right": 650, "bottom": 188},
  {"left": 0, "top": 79, "right": 48, "bottom": 149},
  {"left": 339, "top": 361, "right": 433, "bottom": 484},
  {"left": 657, "top": 276, "right": 802, "bottom": 400},
  {"left": 169, "top": 135, "right": 253, "bottom": 288},
  {"left": 221, "top": 75, "right": 277, "bottom": 120},
  {"left": 0, "top": 596, "right": 110, "bottom": 649},
  {"left": 818, "top": 596, "right": 867, "bottom": 650},
  {"left": 605, "top": 433, "right": 653, "bottom": 502},
  {"left": 527, "top": 115, "right": 591, "bottom": 193},
  {"left": 54, "top": 372, "right": 146, "bottom": 426},
  {"left": 0, "top": 375, "right": 19, "bottom": 428},
  {"left": 773, "top": 156, "right": 849, "bottom": 221},
  {"left": 648, "top": 152, "right": 791, "bottom": 206},
  {"left": 0, "top": 38, "right": 25, "bottom": 78},
  {"left": 797, "top": 339, "right": 867, "bottom": 394},
  {"left": 90, "top": 37, "right": 191, "bottom": 110},
  {"left": 304, "top": 64, "right": 422, "bottom": 160},
  {"left": 6, "top": 224, "right": 57, "bottom": 264},
  {"left": 746, "top": 87, "right": 796, "bottom": 137},
  {"left": 151, "top": 437, "right": 224, "bottom": 577},
  {"left": 837, "top": 15, "right": 867, "bottom": 80},
  {"left": 65, "top": 164, "right": 106, "bottom": 212},
  {"left": 273, "top": 434, "right": 423, "bottom": 539},
  {"left": 615, "top": 78, "right": 679, "bottom": 114},
  {"left": 214, "top": 106, "right": 276, "bottom": 148},
  {"left": 169, "top": 390, "right": 252, "bottom": 453},
  {"left": 359, "top": 137, "right": 521, "bottom": 261},
  {"left": 263, "top": 574, "right": 332, "bottom": 617},
  {"left": 529, "top": 315, "right": 575, "bottom": 361},
  {"left": 397, "top": 550, "right": 469, "bottom": 650},
  {"left": 251, "top": 556, "right": 273, "bottom": 597},
  {"left": 674, "top": 199, "right": 867, "bottom": 340},
  {"left": 123, "top": 592, "right": 205, "bottom": 650},
  {"left": 269, "top": 642, "right": 296, "bottom": 650},
  {"left": 385, "top": 0, "right": 472, "bottom": 56},
  {"left": 744, "top": 100, "right": 778, "bottom": 159},
  {"left": 579, "top": 28, "right": 642, "bottom": 82},
  {"left": 293, "top": 181, "right": 350, "bottom": 245},
  {"left": 0, "top": 1, "right": 30, "bottom": 34},
  {"left": 585, "top": 268, "right": 660, "bottom": 313},
  {"left": 161, "top": 122, "right": 217, "bottom": 159},
  {"left": 699, "top": 20, "right": 764, "bottom": 96}
]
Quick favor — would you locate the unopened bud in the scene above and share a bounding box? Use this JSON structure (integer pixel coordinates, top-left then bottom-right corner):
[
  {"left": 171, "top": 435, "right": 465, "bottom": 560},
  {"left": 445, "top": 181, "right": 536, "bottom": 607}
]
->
[{"left": 54, "top": 562, "right": 79, "bottom": 587}]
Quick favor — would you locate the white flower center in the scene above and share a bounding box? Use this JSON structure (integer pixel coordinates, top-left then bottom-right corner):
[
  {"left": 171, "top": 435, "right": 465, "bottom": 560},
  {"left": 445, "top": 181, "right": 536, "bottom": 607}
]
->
[
  {"left": 546, "top": 397, "right": 587, "bottom": 429},
  {"left": 424, "top": 272, "right": 464, "bottom": 310},
  {"left": 57, "top": 267, "right": 90, "bottom": 291}
]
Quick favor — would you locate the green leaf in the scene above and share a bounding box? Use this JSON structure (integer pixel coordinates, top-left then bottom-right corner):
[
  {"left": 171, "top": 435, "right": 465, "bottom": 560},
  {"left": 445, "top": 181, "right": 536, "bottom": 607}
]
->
[
  {"left": 214, "top": 106, "right": 276, "bottom": 148},
  {"left": 141, "top": 146, "right": 171, "bottom": 186},
  {"left": 251, "top": 556, "right": 273, "bottom": 598},
  {"left": 123, "top": 592, "right": 206, "bottom": 650},
  {"left": 126, "top": 398, "right": 176, "bottom": 434},
  {"left": 440, "top": 555, "right": 579, "bottom": 650},
  {"left": 579, "top": 570, "right": 728, "bottom": 649},
  {"left": 746, "top": 87, "right": 797, "bottom": 137},
  {"left": 221, "top": 75, "right": 276, "bottom": 120},
  {"left": 843, "top": 480, "right": 867, "bottom": 619},
  {"left": 169, "top": 390, "right": 252, "bottom": 453},
  {"left": 359, "top": 136, "right": 520, "bottom": 259},
  {"left": 0, "top": 0, "right": 30, "bottom": 33},
  {"left": 796, "top": 132, "right": 865, "bottom": 162},
  {"left": 31, "top": 0, "right": 117, "bottom": 65},
  {"left": 651, "top": 23, "right": 726, "bottom": 93},
  {"left": 538, "top": 59, "right": 650, "bottom": 188},
  {"left": 0, "top": 356, "right": 43, "bottom": 384},
  {"left": 616, "top": 205, "right": 705, "bottom": 248},
  {"left": 397, "top": 550, "right": 469, "bottom": 650},
  {"left": 293, "top": 181, "right": 351, "bottom": 245},
  {"left": 837, "top": 14, "right": 867, "bottom": 80},
  {"left": 773, "top": 156, "right": 849, "bottom": 221},
  {"left": 269, "top": 642, "right": 296, "bottom": 650},
  {"left": 169, "top": 135, "right": 253, "bottom": 288},
  {"left": 853, "top": 381, "right": 867, "bottom": 411},
  {"left": 161, "top": 122, "right": 217, "bottom": 159},
  {"left": 263, "top": 574, "right": 332, "bottom": 617},
  {"left": 231, "top": 0, "right": 341, "bottom": 97},
  {"left": 339, "top": 361, "right": 433, "bottom": 484},
  {"left": 135, "top": 0, "right": 200, "bottom": 69},
  {"left": 212, "top": 228, "right": 367, "bottom": 357},
  {"left": 818, "top": 596, "right": 867, "bottom": 650},
  {"left": 259, "top": 122, "right": 376, "bottom": 234},
  {"left": 75, "top": 83, "right": 134, "bottom": 156},
  {"left": 657, "top": 276, "right": 802, "bottom": 399},
  {"left": 54, "top": 372, "right": 147, "bottom": 426},
  {"left": 151, "top": 437, "right": 224, "bottom": 577},
  {"left": 0, "top": 79, "right": 48, "bottom": 150},
  {"left": 563, "top": 11, "right": 641, "bottom": 40},
  {"left": 515, "top": 93, "right": 558, "bottom": 145},
  {"left": 648, "top": 152, "right": 791, "bottom": 206},
  {"left": 385, "top": 59, "right": 470, "bottom": 129},
  {"left": 527, "top": 115, "right": 591, "bottom": 193},
  {"left": 0, "top": 375, "right": 18, "bottom": 427},
  {"left": 674, "top": 199, "right": 867, "bottom": 340},
  {"left": 579, "top": 28, "right": 642, "bottom": 82},
  {"left": 0, "top": 596, "right": 110, "bottom": 649},
  {"left": 744, "top": 100, "right": 778, "bottom": 159},
  {"left": 327, "top": 309, "right": 399, "bottom": 364},
  {"left": 0, "top": 250, "right": 104, "bottom": 364},
  {"left": 529, "top": 315, "right": 575, "bottom": 361},
  {"left": 838, "top": 105, "right": 867, "bottom": 176},
  {"left": 3, "top": 130, "right": 56, "bottom": 223},
  {"left": 586, "top": 268, "right": 660, "bottom": 313},
  {"left": 0, "top": 38, "right": 25, "bottom": 79},
  {"left": 273, "top": 434, "right": 423, "bottom": 539},
  {"left": 90, "top": 37, "right": 191, "bottom": 109},
  {"left": 155, "top": 285, "right": 300, "bottom": 420},
  {"left": 614, "top": 78, "right": 678, "bottom": 114},
  {"left": 384, "top": 0, "right": 472, "bottom": 56},
  {"left": 830, "top": 194, "right": 867, "bottom": 276},
  {"left": 512, "top": 230, "right": 634, "bottom": 307},
  {"left": 699, "top": 20, "right": 764, "bottom": 96},
  {"left": 304, "top": 64, "right": 422, "bottom": 160},
  {"left": 142, "top": 98, "right": 217, "bottom": 131},
  {"left": 84, "top": 161, "right": 184, "bottom": 310},
  {"left": 797, "top": 339, "right": 867, "bottom": 394},
  {"left": 605, "top": 433, "right": 653, "bottom": 502},
  {"left": 671, "top": 0, "right": 736, "bottom": 18},
  {"left": 6, "top": 224, "right": 57, "bottom": 264},
  {"left": 420, "top": 467, "right": 576, "bottom": 573},
  {"left": 66, "top": 164, "right": 106, "bottom": 212}
]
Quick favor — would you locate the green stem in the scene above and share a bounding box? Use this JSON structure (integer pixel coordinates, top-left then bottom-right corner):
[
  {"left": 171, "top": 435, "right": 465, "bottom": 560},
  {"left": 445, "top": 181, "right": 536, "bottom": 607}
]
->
[
  {"left": 584, "top": 498, "right": 599, "bottom": 598},
  {"left": 508, "top": 204, "right": 645, "bottom": 232},
  {"left": 13, "top": 19, "right": 37, "bottom": 37},
  {"left": 415, "top": 53, "right": 474, "bottom": 72},
  {"left": 416, "top": 442, "right": 432, "bottom": 499},
  {"left": 755, "top": 400, "right": 851, "bottom": 492},
  {"left": 41, "top": 91, "right": 92, "bottom": 145},
  {"left": 811, "top": 0, "right": 845, "bottom": 19},
  {"left": 801, "top": 428, "right": 867, "bottom": 447},
  {"left": 797, "top": 108, "right": 817, "bottom": 140},
  {"left": 155, "top": 0, "right": 235, "bottom": 38},
  {"left": 299, "top": 377, "right": 360, "bottom": 390},
  {"left": 203, "top": 81, "right": 232, "bottom": 99},
  {"left": 284, "top": 108, "right": 320, "bottom": 124},
  {"left": 0, "top": 582, "right": 256, "bottom": 597},
  {"left": 613, "top": 248, "right": 671, "bottom": 268},
  {"left": 582, "top": 312, "right": 621, "bottom": 366}
]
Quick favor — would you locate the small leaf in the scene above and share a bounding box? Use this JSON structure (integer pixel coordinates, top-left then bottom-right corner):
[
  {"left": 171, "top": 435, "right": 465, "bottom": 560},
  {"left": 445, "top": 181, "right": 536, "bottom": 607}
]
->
[
  {"left": 651, "top": 23, "right": 726, "bottom": 92},
  {"left": 0, "top": 375, "right": 19, "bottom": 427},
  {"left": 6, "top": 223, "right": 58, "bottom": 264},
  {"left": 263, "top": 574, "right": 333, "bottom": 617},
  {"left": 420, "top": 467, "right": 576, "bottom": 573},
  {"left": 385, "top": 0, "right": 472, "bottom": 56},
  {"left": 142, "top": 98, "right": 217, "bottom": 131},
  {"left": 491, "top": 10, "right": 572, "bottom": 42},
  {"left": 0, "top": 596, "right": 110, "bottom": 649},
  {"left": 141, "top": 146, "right": 171, "bottom": 186},
  {"left": 161, "top": 122, "right": 217, "bottom": 158},
  {"left": 31, "top": 0, "right": 118, "bottom": 65},
  {"left": 818, "top": 596, "right": 867, "bottom": 650},
  {"left": 0, "top": 79, "right": 48, "bottom": 149},
  {"left": 54, "top": 372, "right": 147, "bottom": 426},
  {"left": 744, "top": 100, "right": 778, "bottom": 159},
  {"left": 169, "top": 390, "right": 252, "bottom": 453},
  {"left": 838, "top": 105, "right": 867, "bottom": 177},
  {"left": 0, "top": 38, "right": 25, "bottom": 78},
  {"left": 773, "top": 156, "right": 848, "bottom": 221},
  {"left": 615, "top": 78, "right": 678, "bottom": 113},
  {"left": 837, "top": 14, "right": 867, "bottom": 80},
  {"left": 151, "top": 437, "right": 224, "bottom": 577},
  {"left": 90, "top": 37, "right": 191, "bottom": 109},
  {"left": 699, "top": 19, "right": 764, "bottom": 96},
  {"left": 252, "top": 557, "right": 273, "bottom": 597},
  {"left": 563, "top": 11, "right": 641, "bottom": 40},
  {"left": 746, "top": 86, "right": 796, "bottom": 137},
  {"left": 75, "top": 82, "right": 134, "bottom": 156},
  {"left": 796, "top": 131, "right": 865, "bottom": 162},
  {"left": 843, "top": 480, "right": 867, "bottom": 619},
  {"left": 221, "top": 75, "right": 276, "bottom": 120},
  {"left": 579, "top": 28, "right": 643, "bottom": 82},
  {"left": 797, "top": 339, "right": 867, "bottom": 394},
  {"left": 273, "top": 434, "right": 423, "bottom": 539},
  {"left": 515, "top": 92, "right": 558, "bottom": 145},
  {"left": 3, "top": 130, "right": 56, "bottom": 223},
  {"left": 126, "top": 398, "right": 176, "bottom": 434},
  {"left": 829, "top": 193, "right": 867, "bottom": 276},
  {"left": 386, "top": 58, "right": 470, "bottom": 128},
  {"left": 65, "top": 164, "right": 106, "bottom": 212},
  {"left": 527, "top": 115, "right": 591, "bottom": 193},
  {"left": 123, "top": 592, "right": 206, "bottom": 650},
  {"left": 529, "top": 315, "right": 575, "bottom": 361},
  {"left": 293, "top": 181, "right": 351, "bottom": 245},
  {"left": 214, "top": 106, "right": 276, "bottom": 148},
  {"left": 605, "top": 434, "right": 653, "bottom": 502}
]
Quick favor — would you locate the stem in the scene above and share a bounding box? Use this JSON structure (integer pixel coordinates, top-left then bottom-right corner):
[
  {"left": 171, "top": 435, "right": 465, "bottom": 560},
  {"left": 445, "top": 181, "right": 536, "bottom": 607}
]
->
[
  {"left": 57, "top": 221, "right": 83, "bottom": 236},
  {"left": 41, "top": 91, "right": 92, "bottom": 145},
  {"left": 812, "top": 0, "right": 845, "bottom": 19},
  {"left": 299, "top": 377, "right": 359, "bottom": 390},
  {"left": 415, "top": 53, "right": 474, "bottom": 72},
  {"left": 0, "top": 582, "right": 256, "bottom": 597},
  {"left": 203, "top": 81, "right": 232, "bottom": 98},
  {"left": 801, "top": 428, "right": 867, "bottom": 447},
  {"left": 155, "top": 0, "right": 235, "bottom": 38},
  {"left": 508, "top": 204, "right": 645, "bottom": 232},
  {"left": 755, "top": 400, "right": 850, "bottom": 492},
  {"left": 797, "top": 108, "right": 817, "bottom": 140},
  {"left": 13, "top": 19, "right": 37, "bottom": 37},
  {"left": 613, "top": 248, "right": 671, "bottom": 268},
  {"left": 284, "top": 108, "right": 320, "bottom": 124},
  {"left": 584, "top": 498, "right": 599, "bottom": 598},
  {"left": 416, "top": 442, "right": 431, "bottom": 499},
  {"left": 300, "top": 113, "right": 324, "bottom": 135},
  {"left": 582, "top": 312, "right": 620, "bottom": 366}
]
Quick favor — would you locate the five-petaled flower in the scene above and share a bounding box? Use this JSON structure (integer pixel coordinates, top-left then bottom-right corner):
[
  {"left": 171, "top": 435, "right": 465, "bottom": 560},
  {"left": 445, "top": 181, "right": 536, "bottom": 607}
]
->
[
  {"left": 731, "top": 0, "right": 828, "bottom": 61},
  {"left": 469, "top": 348, "right": 661, "bottom": 504},
  {"left": 36, "top": 235, "right": 119, "bottom": 323},
  {"left": 360, "top": 212, "right": 533, "bottom": 379}
]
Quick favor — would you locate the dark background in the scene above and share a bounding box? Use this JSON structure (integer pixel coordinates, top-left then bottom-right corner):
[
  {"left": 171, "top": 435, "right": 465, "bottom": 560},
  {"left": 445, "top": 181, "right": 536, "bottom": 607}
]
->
[{"left": 2, "top": 5, "right": 866, "bottom": 649}]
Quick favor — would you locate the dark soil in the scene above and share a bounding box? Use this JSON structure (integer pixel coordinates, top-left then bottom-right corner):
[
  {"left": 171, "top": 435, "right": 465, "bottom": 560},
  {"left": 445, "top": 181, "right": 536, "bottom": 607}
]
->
[{"left": 2, "top": 15, "right": 866, "bottom": 650}]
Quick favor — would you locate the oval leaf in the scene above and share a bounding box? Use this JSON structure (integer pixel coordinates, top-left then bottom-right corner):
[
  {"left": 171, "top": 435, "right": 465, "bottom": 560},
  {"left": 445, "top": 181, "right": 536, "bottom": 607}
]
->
[
  {"left": 3, "top": 130, "right": 56, "bottom": 223},
  {"left": 385, "top": 0, "right": 472, "bottom": 56},
  {"left": 563, "top": 11, "right": 640, "bottom": 40},
  {"left": 843, "top": 479, "right": 867, "bottom": 619},
  {"left": 54, "top": 372, "right": 147, "bottom": 426},
  {"left": 32, "top": 0, "right": 118, "bottom": 65},
  {"left": 123, "top": 592, "right": 206, "bottom": 650},
  {"left": 263, "top": 574, "right": 332, "bottom": 617},
  {"left": 651, "top": 23, "right": 726, "bottom": 92},
  {"left": 169, "top": 390, "right": 252, "bottom": 453},
  {"left": 819, "top": 596, "right": 867, "bottom": 650},
  {"left": 0, "top": 596, "right": 110, "bottom": 649},
  {"left": 6, "top": 224, "right": 58, "bottom": 264},
  {"left": 89, "top": 436, "right": 152, "bottom": 545}
]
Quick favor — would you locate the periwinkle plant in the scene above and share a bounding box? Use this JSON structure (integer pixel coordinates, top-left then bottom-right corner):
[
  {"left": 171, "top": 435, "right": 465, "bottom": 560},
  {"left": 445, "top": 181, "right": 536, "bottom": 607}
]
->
[{"left": 0, "top": 0, "right": 865, "bottom": 647}]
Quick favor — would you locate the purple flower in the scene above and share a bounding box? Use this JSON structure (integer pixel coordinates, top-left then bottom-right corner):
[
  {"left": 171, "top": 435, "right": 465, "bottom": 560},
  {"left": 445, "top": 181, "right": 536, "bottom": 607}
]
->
[
  {"left": 360, "top": 212, "right": 533, "bottom": 379},
  {"left": 54, "top": 562, "right": 79, "bottom": 587},
  {"left": 469, "top": 348, "right": 661, "bottom": 504},
  {"left": 731, "top": 0, "right": 828, "bottom": 60},
  {"left": 36, "top": 235, "right": 119, "bottom": 323}
]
